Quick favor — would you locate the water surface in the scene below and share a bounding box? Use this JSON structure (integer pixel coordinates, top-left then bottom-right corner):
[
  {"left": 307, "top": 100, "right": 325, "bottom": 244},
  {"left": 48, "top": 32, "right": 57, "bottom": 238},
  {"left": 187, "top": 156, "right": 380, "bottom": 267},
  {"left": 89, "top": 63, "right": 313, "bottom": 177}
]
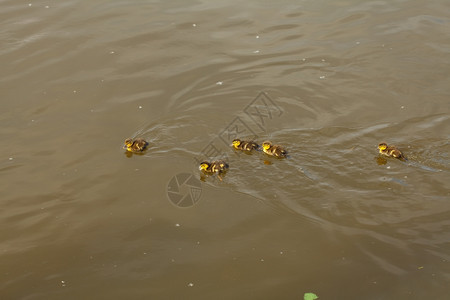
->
[{"left": 1, "top": 0, "right": 449, "bottom": 299}]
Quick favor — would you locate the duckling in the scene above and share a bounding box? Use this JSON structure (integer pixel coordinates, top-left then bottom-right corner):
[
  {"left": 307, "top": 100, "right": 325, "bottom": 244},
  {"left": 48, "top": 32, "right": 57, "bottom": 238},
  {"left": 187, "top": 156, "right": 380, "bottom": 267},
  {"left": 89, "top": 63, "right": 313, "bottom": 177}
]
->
[
  {"left": 124, "top": 138, "right": 149, "bottom": 153},
  {"left": 261, "top": 141, "right": 287, "bottom": 158},
  {"left": 378, "top": 142, "right": 406, "bottom": 160},
  {"left": 199, "top": 160, "right": 229, "bottom": 173},
  {"left": 232, "top": 139, "right": 259, "bottom": 151}
]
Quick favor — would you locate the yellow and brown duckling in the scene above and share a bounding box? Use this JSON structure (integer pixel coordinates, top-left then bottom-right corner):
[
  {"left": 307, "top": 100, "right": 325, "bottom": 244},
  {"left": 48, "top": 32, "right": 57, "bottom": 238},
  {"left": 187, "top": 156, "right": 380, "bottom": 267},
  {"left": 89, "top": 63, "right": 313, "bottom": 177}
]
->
[
  {"left": 199, "top": 160, "right": 229, "bottom": 174},
  {"left": 232, "top": 139, "right": 259, "bottom": 151},
  {"left": 199, "top": 160, "right": 229, "bottom": 180},
  {"left": 124, "top": 138, "right": 149, "bottom": 153},
  {"left": 378, "top": 142, "right": 407, "bottom": 160},
  {"left": 261, "top": 141, "right": 287, "bottom": 158}
]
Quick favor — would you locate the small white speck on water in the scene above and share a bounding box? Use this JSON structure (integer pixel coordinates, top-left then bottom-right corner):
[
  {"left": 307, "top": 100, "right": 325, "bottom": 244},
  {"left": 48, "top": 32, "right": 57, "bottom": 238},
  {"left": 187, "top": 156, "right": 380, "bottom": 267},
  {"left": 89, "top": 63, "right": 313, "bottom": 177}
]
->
[
  {"left": 9, "top": 157, "right": 13, "bottom": 161},
  {"left": 143, "top": 252, "right": 147, "bottom": 255},
  {"left": 321, "top": 59, "right": 326, "bottom": 62},
  {"left": 319, "top": 76, "right": 326, "bottom": 79},
  {"left": 28, "top": 3, "right": 32, "bottom": 7},
  {"left": 404, "top": 175, "right": 408, "bottom": 178},
  {"left": 175, "top": 223, "right": 181, "bottom": 227},
  {"left": 256, "top": 35, "right": 260, "bottom": 39},
  {"left": 135, "top": 168, "right": 139, "bottom": 171},
  {"left": 216, "top": 81, "right": 223, "bottom": 85},
  {"left": 110, "top": 51, "right": 115, "bottom": 54},
  {"left": 73, "top": 90, "right": 77, "bottom": 93},
  {"left": 192, "top": 23, "right": 197, "bottom": 27},
  {"left": 253, "top": 50, "right": 260, "bottom": 54},
  {"left": 280, "top": 251, "right": 284, "bottom": 255},
  {"left": 401, "top": 106, "right": 405, "bottom": 109},
  {"left": 356, "top": 41, "right": 360, "bottom": 45},
  {"left": 260, "top": 259, "right": 265, "bottom": 262},
  {"left": 61, "top": 280, "right": 66, "bottom": 287},
  {"left": 302, "top": 58, "right": 306, "bottom": 61},
  {"left": 138, "top": 105, "right": 143, "bottom": 109},
  {"left": 90, "top": 109, "right": 94, "bottom": 112},
  {"left": 197, "top": 241, "right": 200, "bottom": 245},
  {"left": 188, "top": 283, "right": 194, "bottom": 287},
  {"left": 45, "top": 5, "right": 49, "bottom": 8},
  {"left": 386, "top": 166, "right": 391, "bottom": 169}
]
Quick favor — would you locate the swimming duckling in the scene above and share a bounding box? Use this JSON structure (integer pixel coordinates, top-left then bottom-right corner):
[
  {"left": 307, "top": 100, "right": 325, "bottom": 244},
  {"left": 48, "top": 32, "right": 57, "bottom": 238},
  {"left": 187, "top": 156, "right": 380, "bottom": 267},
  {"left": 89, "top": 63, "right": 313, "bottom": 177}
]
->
[
  {"left": 261, "top": 141, "right": 287, "bottom": 158},
  {"left": 232, "top": 139, "right": 259, "bottom": 151},
  {"left": 124, "top": 138, "right": 149, "bottom": 153},
  {"left": 199, "top": 160, "right": 229, "bottom": 180},
  {"left": 199, "top": 160, "right": 229, "bottom": 173},
  {"left": 378, "top": 142, "right": 406, "bottom": 160}
]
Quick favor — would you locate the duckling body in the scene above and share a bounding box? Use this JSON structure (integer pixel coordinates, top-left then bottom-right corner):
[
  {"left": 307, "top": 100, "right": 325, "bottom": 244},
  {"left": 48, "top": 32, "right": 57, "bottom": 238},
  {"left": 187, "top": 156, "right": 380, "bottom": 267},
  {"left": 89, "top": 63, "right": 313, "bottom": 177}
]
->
[
  {"left": 199, "top": 160, "right": 229, "bottom": 173},
  {"left": 378, "top": 142, "right": 406, "bottom": 160},
  {"left": 124, "top": 138, "right": 149, "bottom": 153},
  {"left": 261, "top": 141, "right": 287, "bottom": 158},
  {"left": 232, "top": 139, "right": 259, "bottom": 151}
]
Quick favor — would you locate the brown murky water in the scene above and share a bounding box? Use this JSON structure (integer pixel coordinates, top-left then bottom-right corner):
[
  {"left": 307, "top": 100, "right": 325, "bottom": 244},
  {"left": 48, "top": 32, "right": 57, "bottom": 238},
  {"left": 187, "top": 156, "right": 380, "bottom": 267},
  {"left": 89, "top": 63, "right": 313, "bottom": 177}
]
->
[{"left": 1, "top": 0, "right": 449, "bottom": 299}]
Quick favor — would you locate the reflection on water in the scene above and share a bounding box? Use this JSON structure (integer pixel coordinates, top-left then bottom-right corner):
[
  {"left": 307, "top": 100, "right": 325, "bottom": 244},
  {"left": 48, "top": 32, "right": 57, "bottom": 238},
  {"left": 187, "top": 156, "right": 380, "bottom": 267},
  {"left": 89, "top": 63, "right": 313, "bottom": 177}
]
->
[{"left": 1, "top": 0, "right": 450, "bottom": 299}]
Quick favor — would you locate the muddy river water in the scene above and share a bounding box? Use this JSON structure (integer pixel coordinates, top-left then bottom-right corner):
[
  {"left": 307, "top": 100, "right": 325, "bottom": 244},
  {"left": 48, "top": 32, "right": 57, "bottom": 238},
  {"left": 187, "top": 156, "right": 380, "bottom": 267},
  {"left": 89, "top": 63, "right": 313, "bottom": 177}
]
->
[{"left": 1, "top": 0, "right": 449, "bottom": 299}]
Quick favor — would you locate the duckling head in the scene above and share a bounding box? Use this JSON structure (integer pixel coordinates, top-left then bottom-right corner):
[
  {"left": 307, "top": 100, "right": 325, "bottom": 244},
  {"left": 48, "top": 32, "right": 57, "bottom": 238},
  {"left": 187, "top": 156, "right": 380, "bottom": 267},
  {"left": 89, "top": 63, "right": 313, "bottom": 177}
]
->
[
  {"left": 262, "top": 141, "right": 272, "bottom": 150},
  {"left": 378, "top": 142, "right": 387, "bottom": 151},
  {"left": 232, "top": 139, "right": 241, "bottom": 148},
  {"left": 199, "top": 162, "right": 210, "bottom": 171},
  {"left": 124, "top": 138, "right": 133, "bottom": 147}
]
